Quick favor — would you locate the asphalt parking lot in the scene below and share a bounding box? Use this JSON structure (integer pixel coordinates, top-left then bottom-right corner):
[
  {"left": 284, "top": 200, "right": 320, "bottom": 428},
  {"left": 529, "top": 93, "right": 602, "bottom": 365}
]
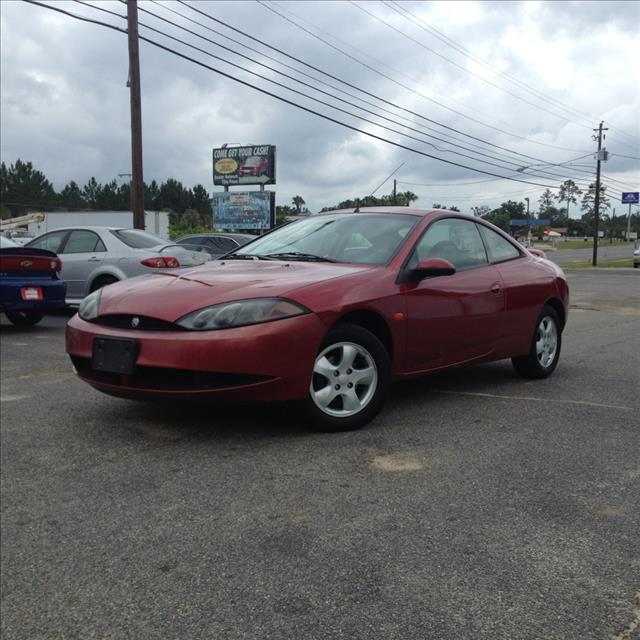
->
[{"left": 1, "top": 269, "right": 639, "bottom": 640}]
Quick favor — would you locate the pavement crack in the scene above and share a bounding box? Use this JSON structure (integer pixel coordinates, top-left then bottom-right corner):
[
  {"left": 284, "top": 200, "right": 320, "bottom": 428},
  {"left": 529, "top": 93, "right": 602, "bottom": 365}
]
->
[{"left": 612, "top": 592, "right": 640, "bottom": 640}]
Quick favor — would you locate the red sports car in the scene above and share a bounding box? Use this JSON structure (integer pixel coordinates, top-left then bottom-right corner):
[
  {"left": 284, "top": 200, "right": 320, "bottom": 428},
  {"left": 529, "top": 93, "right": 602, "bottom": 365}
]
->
[
  {"left": 238, "top": 156, "right": 268, "bottom": 176},
  {"left": 66, "top": 208, "right": 569, "bottom": 431}
]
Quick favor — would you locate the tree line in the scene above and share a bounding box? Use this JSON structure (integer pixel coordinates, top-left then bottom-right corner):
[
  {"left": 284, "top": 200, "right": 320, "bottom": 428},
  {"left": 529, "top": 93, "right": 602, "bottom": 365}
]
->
[
  {"left": 0, "top": 159, "right": 213, "bottom": 225},
  {"left": 1, "top": 160, "right": 636, "bottom": 238},
  {"left": 478, "top": 179, "right": 638, "bottom": 238}
]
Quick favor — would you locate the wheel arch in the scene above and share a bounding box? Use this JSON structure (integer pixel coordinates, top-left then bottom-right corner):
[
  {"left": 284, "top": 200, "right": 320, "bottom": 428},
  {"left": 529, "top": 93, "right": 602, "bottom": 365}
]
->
[
  {"left": 88, "top": 270, "right": 122, "bottom": 293},
  {"left": 331, "top": 309, "right": 394, "bottom": 360},
  {"left": 544, "top": 297, "right": 566, "bottom": 331}
]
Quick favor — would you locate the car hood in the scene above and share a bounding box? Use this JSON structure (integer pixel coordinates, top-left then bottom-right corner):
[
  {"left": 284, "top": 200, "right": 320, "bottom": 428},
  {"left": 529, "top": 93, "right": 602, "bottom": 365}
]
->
[{"left": 97, "top": 260, "right": 375, "bottom": 321}]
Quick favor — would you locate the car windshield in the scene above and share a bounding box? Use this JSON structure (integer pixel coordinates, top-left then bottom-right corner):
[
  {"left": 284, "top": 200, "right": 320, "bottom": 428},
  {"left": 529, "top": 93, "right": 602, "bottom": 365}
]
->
[
  {"left": 245, "top": 157, "right": 260, "bottom": 166},
  {"left": 232, "top": 213, "right": 418, "bottom": 265},
  {"left": 111, "top": 229, "right": 165, "bottom": 248}
]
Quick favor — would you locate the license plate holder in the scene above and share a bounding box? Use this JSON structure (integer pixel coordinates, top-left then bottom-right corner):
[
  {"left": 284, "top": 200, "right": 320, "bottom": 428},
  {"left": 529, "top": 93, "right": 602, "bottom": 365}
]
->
[
  {"left": 92, "top": 337, "right": 139, "bottom": 375},
  {"left": 21, "top": 287, "right": 43, "bottom": 301}
]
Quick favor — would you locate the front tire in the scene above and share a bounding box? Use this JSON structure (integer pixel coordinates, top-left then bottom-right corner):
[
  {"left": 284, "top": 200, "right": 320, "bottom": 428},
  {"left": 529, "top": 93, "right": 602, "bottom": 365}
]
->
[
  {"left": 512, "top": 305, "right": 561, "bottom": 379},
  {"left": 5, "top": 310, "right": 44, "bottom": 326},
  {"left": 303, "top": 324, "right": 391, "bottom": 432}
]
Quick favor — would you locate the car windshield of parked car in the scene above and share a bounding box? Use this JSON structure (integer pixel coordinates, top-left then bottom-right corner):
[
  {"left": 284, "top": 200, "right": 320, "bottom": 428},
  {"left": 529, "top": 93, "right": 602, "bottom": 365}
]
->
[
  {"left": 232, "top": 213, "right": 418, "bottom": 265},
  {"left": 111, "top": 229, "right": 165, "bottom": 249}
]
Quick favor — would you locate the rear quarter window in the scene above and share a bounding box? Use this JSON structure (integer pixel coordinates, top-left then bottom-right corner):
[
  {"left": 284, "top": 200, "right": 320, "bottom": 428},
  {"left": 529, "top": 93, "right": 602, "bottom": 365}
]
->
[{"left": 478, "top": 225, "right": 522, "bottom": 263}]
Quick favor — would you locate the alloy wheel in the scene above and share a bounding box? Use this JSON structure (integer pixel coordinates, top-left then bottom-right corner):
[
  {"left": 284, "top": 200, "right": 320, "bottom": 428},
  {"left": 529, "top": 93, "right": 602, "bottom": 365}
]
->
[{"left": 310, "top": 341, "right": 378, "bottom": 418}]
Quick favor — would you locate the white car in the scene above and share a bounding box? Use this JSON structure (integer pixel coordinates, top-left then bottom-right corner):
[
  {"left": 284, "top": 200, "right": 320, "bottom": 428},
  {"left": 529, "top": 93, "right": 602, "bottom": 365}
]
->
[
  {"left": 634, "top": 246, "right": 640, "bottom": 268},
  {"left": 27, "top": 227, "right": 207, "bottom": 304},
  {"left": 3, "top": 230, "right": 35, "bottom": 245}
]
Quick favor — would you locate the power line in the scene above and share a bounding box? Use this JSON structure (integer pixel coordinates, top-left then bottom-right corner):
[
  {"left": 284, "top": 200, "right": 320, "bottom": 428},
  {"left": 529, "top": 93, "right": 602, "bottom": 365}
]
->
[
  {"left": 385, "top": 0, "right": 640, "bottom": 149},
  {"left": 136, "top": 3, "right": 593, "bottom": 182},
  {"left": 176, "top": 0, "right": 609, "bottom": 182},
  {"left": 257, "top": 0, "right": 592, "bottom": 155},
  {"left": 141, "top": 4, "right": 617, "bottom": 187},
  {"left": 352, "top": 0, "right": 640, "bottom": 153},
  {"left": 22, "top": 0, "right": 635, "bottom": 195},
  {"left": 350, "top": 1, "right": 594, "bottom": 128}
]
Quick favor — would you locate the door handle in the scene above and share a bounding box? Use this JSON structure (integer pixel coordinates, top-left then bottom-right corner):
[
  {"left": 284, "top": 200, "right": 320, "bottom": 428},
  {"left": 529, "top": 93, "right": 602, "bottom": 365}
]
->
[
  {"left": 87, "top": 256, "right": 101, "bottom": 262},
  {"left": 490, "top": 282, "right": 501, "bottom": 294}
]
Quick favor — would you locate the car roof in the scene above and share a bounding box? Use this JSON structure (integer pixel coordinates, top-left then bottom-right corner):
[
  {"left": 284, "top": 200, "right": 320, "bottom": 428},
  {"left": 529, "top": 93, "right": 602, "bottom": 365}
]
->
[
  {"left": 178, "top": 233, "right": 255, "bottom": 240},
  {"left": 317, "top": 206, "right": 470, "bottom": 219},
  {"left": 34, "top": 226, "right": 125, "bottom": 232}
]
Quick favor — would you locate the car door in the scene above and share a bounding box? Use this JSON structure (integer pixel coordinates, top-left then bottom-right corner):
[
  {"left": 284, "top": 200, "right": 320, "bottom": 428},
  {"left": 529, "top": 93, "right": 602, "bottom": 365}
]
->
[
  {"left": 477, "top": 223, "right": 542, "bottom": 354},
  {"left": 403, "top": 217, "right": 505, "bottom": 372},
  {"left": 58, "top": 230, "right": 107, "bottom": 299}
]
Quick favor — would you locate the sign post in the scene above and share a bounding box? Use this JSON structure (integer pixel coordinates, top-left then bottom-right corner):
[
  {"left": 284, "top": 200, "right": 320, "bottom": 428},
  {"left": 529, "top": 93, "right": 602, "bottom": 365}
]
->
[{"left": 621, "top": 192, "right": 639, "bottom": 241}]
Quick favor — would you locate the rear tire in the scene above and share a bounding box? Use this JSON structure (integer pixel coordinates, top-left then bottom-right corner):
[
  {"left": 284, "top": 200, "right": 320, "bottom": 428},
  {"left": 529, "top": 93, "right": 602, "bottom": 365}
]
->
[
  {"left": 302, "top": 323, "right": 391, "bottom": 432},
  {"left": 512, "top": 305, "right": 561, "bottom": 379},
  {"left": 5, "top": 310, "right": 43, "bottom": 326}
]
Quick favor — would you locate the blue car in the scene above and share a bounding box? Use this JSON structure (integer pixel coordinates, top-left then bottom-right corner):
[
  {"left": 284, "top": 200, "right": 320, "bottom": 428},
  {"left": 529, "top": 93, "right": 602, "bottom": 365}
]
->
[{"left": 0, "top": 236, "right": 67, "bottom": 326}]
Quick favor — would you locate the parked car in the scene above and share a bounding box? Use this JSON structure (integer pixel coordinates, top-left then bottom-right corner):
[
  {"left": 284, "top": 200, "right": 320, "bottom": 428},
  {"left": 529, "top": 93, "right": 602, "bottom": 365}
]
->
[
  {"left": 239, "top": 156, "right": 268, "bottom": 176},
  {"left": 27, "top": 227, "right": 207, "bottom": 304},
  {"left": 175, "top": 233, "right": 255, "bottom": 258},
  {"left": 633, "top": 246, "right": 639, "bottom": 268},
  {"left": 2, "top": 230, "right": 35, "bottom": 246},
  {"left": 1, "top": 234, "right": 67, "bottom": 325},
  {"left": 66, "top": 208, "right": 569, "bottom": 431}
]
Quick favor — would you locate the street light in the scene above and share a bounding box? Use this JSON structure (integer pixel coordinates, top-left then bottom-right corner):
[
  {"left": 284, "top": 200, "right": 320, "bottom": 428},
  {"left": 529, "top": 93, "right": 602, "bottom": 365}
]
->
[{"left": 524, "top": 197, "right": 531, "bottom": 245}]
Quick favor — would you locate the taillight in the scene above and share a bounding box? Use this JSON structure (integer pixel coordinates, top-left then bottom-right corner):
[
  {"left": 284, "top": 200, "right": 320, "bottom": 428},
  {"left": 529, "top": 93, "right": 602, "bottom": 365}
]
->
[
  {"left": 51, "top": 258, "right": 62, "bottom": 271},
  {"left": 140, "top": 256, "right": 181, "bottom": 268}
]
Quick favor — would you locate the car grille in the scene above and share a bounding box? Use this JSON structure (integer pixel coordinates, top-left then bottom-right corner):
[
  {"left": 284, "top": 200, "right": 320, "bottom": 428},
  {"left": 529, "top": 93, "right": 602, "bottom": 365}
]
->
[
  {"left": 91, "top": 315, "right": 178, "bottom": 331},
  {"left": 71, "top": 357, "right": 272, "bottom": 391}
]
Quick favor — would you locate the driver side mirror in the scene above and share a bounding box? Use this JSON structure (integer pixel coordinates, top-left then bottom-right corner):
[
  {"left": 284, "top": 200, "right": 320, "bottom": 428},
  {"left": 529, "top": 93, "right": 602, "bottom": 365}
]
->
[{"left": 411, "top": 257, "right": 456, "bottom": 279}]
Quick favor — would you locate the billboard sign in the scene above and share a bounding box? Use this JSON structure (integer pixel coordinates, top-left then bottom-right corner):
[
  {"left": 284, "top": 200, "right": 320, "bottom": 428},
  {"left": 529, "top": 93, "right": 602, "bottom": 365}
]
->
[
  {"left": 621, "top": 192, "right": 639, "bottom": 204},
  {"left": 213, "top": 145, "right": 276, "bottom": 186},
  {"left": 212, "top": 191, "right": 274, "bottom": 230}
]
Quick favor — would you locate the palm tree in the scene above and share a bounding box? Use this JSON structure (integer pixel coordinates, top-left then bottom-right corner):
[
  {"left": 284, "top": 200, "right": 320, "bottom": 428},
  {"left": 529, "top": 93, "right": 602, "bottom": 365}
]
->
[{"left": 291, "top": 195, "right": 305, "bottom": 215}]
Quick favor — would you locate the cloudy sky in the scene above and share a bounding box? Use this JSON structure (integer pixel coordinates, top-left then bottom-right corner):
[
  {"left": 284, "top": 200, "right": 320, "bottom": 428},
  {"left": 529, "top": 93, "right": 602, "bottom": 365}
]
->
[{"left": 1, "top": 0, "right": 639, "bottom": 215}]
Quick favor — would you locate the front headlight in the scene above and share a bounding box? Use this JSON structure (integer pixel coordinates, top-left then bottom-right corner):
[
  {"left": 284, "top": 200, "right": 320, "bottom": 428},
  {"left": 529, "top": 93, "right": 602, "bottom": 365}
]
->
[
  {"left": 176, "top": 297, "right": 309, "bottom": 331},
  {"left": 78, "top": 288, "right": 102, "bottom": 321}
]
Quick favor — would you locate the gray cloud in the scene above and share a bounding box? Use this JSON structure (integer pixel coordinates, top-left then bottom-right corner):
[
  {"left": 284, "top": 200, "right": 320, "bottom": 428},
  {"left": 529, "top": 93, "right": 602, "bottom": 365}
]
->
[{"left": 1, "top": 0, "right": 638, "bottom": 215}]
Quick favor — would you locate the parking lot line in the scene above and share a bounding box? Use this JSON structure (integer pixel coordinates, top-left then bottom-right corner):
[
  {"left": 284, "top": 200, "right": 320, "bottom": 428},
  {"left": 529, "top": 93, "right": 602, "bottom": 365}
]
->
[{"left": 432, "top": 389, "right": 632, "bottom": 411}]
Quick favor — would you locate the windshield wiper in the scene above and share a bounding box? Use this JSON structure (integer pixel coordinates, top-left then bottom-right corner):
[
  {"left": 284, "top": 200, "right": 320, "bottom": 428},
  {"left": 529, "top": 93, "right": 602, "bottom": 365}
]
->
[
  {"left": 263, "top": 252, "right": 338, "bottom": 262},
  {"left": 222, "top": 253, "right": 273, "bottom": 261}
]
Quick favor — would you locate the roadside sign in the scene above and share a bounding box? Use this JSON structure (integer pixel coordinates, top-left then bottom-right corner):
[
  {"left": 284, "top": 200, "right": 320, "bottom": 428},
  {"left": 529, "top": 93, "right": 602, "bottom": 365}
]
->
[
  {"left": 621, "top": 192, "right": 639, "bottom": 204},
  {"left": 212, "top": 145, "right": 276, "bottom": 186},
  {"left": 212, "top": 191, "right": 274, "bottom": 230}
]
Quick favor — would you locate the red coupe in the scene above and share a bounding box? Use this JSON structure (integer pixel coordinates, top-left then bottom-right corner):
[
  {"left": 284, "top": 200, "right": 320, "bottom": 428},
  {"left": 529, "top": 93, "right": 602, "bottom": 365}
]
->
[{"left": 66, "top": 208, "right": 569, "bottom": 431}]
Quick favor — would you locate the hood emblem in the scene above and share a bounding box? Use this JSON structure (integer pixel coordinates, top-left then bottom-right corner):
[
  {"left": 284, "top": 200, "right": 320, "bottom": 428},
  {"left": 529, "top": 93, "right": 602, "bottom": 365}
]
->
[{"left": 131, "top": 317, "right": 140, "bottom": 328}]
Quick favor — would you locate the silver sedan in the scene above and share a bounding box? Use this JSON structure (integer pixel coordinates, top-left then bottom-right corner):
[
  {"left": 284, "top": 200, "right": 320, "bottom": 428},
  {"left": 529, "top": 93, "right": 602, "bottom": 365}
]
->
[{"left": 26, "top": 227, "right": 207, "bottom": 304}]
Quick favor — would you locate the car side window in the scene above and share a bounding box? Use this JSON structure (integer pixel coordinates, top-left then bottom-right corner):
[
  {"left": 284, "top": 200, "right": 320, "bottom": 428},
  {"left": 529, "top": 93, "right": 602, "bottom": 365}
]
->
[
  {"left": 179, "top": 236, "right": 202, "bottom": 245},
  {"left": 412, "top": 218, "right": 488, "bottom": 270},
  {"left": 207, "top": 237, "right": 238, "bottom": 252},
  {"left": 62, "top": 230, "right": 106, "bottom": 254},
  {"left": 478, "top": 225, "right": 522, "bottom": 263},
  {"left": 28, "top": 230, "right": 68, "bottom": 253}
]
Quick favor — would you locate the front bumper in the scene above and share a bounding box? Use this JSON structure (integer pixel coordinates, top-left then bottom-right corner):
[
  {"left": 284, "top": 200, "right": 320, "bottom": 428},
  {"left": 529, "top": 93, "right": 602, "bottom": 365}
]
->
[{"left": 66, "top": 312, "right": 327, "bottom": 402}]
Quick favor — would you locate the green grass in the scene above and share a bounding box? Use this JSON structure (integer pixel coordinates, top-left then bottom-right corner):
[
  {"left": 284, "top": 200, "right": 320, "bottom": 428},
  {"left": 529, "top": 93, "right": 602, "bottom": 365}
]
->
[
  {"left": 563, "top": 257, "right": 634, "bottom": 269},
  {"left": 541, "top": 240, "right": 632, "bottom": 250}
]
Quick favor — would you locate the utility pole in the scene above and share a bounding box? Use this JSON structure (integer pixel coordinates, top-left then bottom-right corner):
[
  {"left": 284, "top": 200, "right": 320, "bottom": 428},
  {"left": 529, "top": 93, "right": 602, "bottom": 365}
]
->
[
  {"left": 127, "top": 0, "right": 144, "bottom": 229},
  {"left": 393, "top": 179, "right": 397, "bottom": 205},
  {"left": 524, "top": 196, "right": 530, "bottom": 245},
  {"left": 592, "top": 121, "right": 608, "bottom": 266}
]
